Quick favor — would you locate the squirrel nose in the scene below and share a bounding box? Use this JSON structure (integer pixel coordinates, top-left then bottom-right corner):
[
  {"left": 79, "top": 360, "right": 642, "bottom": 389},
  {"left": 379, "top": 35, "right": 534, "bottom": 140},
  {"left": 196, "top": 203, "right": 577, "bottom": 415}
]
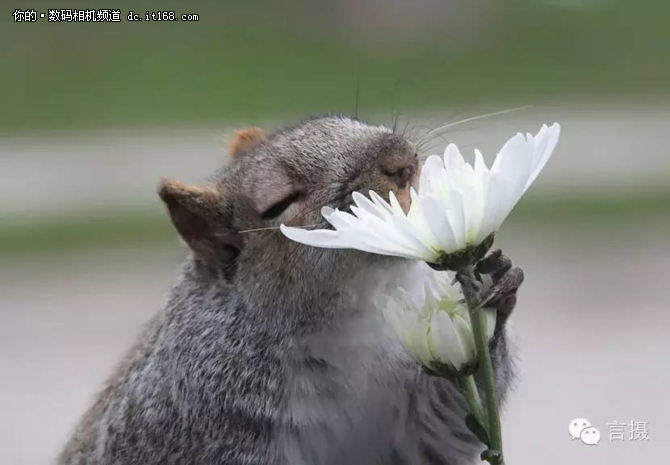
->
[
  {"left": 381, "top": 165, "right": 416, "bottom": 189},
  {"left": 380, "top": 149, "right": 418, "bottom": 189}
]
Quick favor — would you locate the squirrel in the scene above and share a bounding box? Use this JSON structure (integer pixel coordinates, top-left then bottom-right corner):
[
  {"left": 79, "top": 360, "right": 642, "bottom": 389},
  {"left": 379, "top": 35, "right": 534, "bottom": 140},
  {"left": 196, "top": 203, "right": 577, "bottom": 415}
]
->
[{"left": 59, "top": 115, "right": 524, "bottom": 465}]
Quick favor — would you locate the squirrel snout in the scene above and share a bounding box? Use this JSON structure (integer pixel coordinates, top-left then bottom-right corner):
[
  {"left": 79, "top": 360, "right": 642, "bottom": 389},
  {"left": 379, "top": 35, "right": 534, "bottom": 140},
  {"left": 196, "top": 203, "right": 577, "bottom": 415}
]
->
[
  {"left": 381, "top": 165, "right": 416, "bottom": 190},
  {"left": 376, "top": 145, "right": 418, "bottom": 213},
  {"left": 379, "top": 144, "right": 418, "bottom": 190}
]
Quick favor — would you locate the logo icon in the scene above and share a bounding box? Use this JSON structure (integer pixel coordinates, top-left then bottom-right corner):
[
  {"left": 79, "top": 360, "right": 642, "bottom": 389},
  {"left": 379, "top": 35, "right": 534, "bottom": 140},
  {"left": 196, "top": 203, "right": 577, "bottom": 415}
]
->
[
  {"left": 569, "top": 418, "right": 600, "bottom": 446},
  {"left": 580, "top": 427, "right": 601, "bottom": 445}
]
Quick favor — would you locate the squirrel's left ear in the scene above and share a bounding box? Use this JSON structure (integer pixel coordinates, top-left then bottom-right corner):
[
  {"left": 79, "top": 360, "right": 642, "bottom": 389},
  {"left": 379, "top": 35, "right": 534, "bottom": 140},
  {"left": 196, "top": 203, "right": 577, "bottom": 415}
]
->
[{"left": 158, "top": 179, "right": 241, "bottom": 270}]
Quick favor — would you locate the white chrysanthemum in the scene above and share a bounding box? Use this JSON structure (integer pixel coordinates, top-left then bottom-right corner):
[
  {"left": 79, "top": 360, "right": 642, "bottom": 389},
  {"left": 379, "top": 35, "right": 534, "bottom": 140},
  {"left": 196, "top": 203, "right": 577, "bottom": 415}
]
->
[
  {"left": 377, "top": 263, "right": 496, "bottom": 375},
  {"left": 281, "top": 123, "right": 560, "bottom": 267}
]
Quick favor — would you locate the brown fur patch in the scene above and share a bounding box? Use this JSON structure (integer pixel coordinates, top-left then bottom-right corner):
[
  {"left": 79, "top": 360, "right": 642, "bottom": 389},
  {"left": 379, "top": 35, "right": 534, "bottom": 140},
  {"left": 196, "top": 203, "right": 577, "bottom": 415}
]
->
[{"left": 230, "top": 127, "right": 264, "bottom": 159}]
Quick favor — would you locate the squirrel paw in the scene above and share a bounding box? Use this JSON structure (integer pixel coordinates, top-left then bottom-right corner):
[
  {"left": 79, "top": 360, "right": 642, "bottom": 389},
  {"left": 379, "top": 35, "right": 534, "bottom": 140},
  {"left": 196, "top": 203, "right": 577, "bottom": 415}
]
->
[{"left": 475, "top": 249, "right": 524, "bottom": 324}]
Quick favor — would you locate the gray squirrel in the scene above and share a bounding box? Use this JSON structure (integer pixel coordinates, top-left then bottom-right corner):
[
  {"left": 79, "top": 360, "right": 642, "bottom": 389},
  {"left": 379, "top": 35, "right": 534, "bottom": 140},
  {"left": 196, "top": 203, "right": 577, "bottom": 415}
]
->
[{"left": 59, "top": 115, "right": 523, "bottom": 465}]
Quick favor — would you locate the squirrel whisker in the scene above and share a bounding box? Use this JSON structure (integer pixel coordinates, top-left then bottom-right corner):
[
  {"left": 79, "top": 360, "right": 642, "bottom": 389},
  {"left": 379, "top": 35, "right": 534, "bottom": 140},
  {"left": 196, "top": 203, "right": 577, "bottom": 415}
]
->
[
  {"left": 420, "top": 105, "right": 531, "bottom": 140},
  {"left": 237, "top": 223, "right": 326, "bottom": 234}
]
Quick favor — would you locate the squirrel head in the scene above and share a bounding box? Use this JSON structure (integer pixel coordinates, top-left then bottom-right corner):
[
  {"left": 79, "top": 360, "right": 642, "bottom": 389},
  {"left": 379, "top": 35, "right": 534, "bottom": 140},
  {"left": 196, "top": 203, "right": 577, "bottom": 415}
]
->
[{"left": 159, "top": 115, "right": 418, "bottom": 298}]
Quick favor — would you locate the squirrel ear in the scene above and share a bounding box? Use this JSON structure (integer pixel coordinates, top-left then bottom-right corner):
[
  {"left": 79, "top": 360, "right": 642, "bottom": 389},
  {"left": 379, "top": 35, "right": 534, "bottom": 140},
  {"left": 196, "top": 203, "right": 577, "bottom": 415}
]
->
[
  {"left": 158, "top": 179, "right": 241, "bottom": 269},
  {"left": 230, "top": 127, "right": 264, "bottom": 159}
]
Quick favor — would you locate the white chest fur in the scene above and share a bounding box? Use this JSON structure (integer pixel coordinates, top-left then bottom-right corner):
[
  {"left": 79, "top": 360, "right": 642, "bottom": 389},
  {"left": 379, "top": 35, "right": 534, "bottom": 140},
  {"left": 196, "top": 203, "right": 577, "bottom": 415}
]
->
[{"left": 281, "top": 262, "right": 419, "bottom": 465}]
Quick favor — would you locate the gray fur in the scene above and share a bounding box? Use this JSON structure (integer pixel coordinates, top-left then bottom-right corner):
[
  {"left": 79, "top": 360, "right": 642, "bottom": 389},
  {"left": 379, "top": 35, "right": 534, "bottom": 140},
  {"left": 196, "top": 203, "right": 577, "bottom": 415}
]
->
[{"left": 59, "top": 116, "right": 517, "bottom": 465}]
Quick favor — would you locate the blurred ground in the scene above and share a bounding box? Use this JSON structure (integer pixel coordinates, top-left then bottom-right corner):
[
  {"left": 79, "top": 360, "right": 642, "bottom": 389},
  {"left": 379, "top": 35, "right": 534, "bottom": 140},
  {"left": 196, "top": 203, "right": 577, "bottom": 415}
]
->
[
  {"left": 501, "top": 223, "right": 670, "bottom": 465},
  {"left": 1, "top": 106, "right": 669, "bottom": 464}
]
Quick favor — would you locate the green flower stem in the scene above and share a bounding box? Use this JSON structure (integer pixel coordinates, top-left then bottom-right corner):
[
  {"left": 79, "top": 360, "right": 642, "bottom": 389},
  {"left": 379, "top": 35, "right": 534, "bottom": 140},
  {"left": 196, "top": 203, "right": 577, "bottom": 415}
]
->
[
  {"left": 457, "top": 375, "right": 487, "bottom": 428},
  {"left": 457, "top": 266, "right": 504, "bottom": 465}
]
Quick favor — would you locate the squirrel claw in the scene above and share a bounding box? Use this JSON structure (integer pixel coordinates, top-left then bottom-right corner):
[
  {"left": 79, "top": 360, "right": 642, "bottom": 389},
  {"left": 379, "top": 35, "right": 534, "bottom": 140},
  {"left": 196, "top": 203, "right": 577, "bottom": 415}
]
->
[
  {"left": 476, "top": 249, "right": 511, "bottom": 281},
  {"left": 476, "top": 250, "right": 524, "bottom": 325}
]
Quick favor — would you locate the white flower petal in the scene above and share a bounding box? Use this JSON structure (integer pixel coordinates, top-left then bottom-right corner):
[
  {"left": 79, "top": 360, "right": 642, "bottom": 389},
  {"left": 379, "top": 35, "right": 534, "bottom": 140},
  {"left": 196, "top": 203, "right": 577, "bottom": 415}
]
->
[
  {"left": 337, "top": 228, "right": 425, "bottom": 258},
  {"left": 322, "top": 209, "right": 358, "bottom": 229},
  {"left": 483, "top": 308, "right": 497, "bottom": 341},
  {"left": 420, "top": 195, "right": 458, "bottom": 253},
  {"left": 445, "top": 189, "right": 468, "bottom": 250},
  {"left": 527, "top": 123, "right": 560, "bottom": 190},
  {"left": 420, "top": 155, "right": 447, "bottom": 197},
  {"left": 279, "top": 225, "right": 344, "bottom": 248},
  {"left": 444, "top": 143, "right": 466, "bottom": 176},
  {"left": 430, "top": 310, "right": 468, "bottom": 369},
  {"left": 404, "top": 315, "right": 434, "bottom": 366},
  {"left": 352, "top": 192, "right": 387, "bottom": 220},
  {"left": 368, "top": 190, "right": 394, "bottom": 215},
  {"left": 479, "top": 132, "right": 534, "bottom": 235},
  {"left": 453, "top": 314, "right": 477, "bottom": 364},
  {"left": 389, "top": 216, "right": 440, "bottom": 261},
  {"left": 474, "top": 149, "right": 489, "bottom": 180},
  {"left": 388, "top": 191, "right": 406, "bottom": 216}
]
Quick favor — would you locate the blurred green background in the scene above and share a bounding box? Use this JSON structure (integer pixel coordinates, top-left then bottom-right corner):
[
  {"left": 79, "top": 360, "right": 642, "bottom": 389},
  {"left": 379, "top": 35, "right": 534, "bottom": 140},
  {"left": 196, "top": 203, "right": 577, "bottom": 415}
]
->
[
  {"left": 2, "top": 1, "right": 669, "bottom": 464},
  {"left": 4, "top": 0, "right": 670, "bottom": 133}
]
